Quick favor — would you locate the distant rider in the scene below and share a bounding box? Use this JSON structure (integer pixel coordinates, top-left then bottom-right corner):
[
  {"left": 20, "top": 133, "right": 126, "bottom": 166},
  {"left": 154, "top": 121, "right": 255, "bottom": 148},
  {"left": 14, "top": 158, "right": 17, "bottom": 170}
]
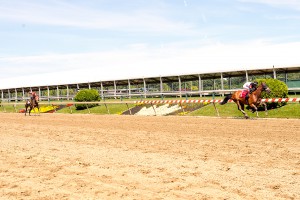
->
[{"left": 29, "top": 91, "right": 38, "bottom": 104}]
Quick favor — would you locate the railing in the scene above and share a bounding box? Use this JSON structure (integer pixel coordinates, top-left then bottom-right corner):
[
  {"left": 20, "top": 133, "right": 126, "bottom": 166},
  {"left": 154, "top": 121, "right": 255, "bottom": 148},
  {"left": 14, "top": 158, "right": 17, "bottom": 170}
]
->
[
  {"left": 1, "top": 97, "right": 299, "bottom": 116},
  {"left": 0, "top": 101, "right": 135, "bottom": 114},
  {"left": 1, "top": 88, "right": 300, "bottom": 102}
]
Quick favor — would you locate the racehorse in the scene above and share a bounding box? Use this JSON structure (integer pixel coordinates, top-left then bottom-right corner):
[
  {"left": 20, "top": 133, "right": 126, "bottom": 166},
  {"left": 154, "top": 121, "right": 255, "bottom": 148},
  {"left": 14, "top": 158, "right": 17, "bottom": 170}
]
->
[
  {"left": 25, "top": 98, "right": 40, "bottom": 116},
  {"left": 220, "top": 82, "right": 271, "bottom": 119}
]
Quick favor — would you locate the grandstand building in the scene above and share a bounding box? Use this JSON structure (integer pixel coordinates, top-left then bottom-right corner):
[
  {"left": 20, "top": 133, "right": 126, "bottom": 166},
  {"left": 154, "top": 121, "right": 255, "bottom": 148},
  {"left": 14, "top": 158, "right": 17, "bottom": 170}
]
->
[{"left": 1, "top": 65, "right": 300, "bottom": 102}]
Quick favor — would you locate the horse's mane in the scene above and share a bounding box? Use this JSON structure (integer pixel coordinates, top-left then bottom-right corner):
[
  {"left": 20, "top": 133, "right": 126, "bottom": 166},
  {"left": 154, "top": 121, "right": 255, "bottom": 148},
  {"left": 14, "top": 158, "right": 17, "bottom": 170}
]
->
[{"left": 255, "top": 82, "right": 266, "bottom": 92}]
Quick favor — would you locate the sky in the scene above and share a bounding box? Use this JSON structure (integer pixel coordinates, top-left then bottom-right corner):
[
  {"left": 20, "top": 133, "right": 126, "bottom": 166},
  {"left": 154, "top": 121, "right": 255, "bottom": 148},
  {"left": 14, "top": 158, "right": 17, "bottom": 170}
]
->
[{"left": 1, "top": 0, "right": 300, "bottom": 88}]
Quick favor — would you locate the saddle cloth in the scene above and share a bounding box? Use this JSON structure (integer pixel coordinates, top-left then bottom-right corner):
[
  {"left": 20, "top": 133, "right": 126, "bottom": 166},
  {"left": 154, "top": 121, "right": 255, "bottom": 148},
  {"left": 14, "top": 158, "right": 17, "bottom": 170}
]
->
[{"left": 240, "top": 90, "right": 248, "bottom": 98}]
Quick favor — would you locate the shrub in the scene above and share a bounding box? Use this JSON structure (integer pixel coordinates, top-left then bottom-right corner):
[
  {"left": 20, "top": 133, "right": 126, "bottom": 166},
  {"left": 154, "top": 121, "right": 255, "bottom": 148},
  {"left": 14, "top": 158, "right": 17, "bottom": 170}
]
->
[
  {"left": 255, "top": 78, "right": 288, "bottom": 109},
  {"left": 74, "top": 89, "right": 100, "bottom": 110}
]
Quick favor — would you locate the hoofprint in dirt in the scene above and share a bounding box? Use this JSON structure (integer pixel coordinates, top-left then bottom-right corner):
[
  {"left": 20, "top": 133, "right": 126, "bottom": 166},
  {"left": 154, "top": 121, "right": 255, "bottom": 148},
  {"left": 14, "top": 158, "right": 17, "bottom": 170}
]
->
[{"left": 0, "top": 113, "right": 299, "bottom": 199}]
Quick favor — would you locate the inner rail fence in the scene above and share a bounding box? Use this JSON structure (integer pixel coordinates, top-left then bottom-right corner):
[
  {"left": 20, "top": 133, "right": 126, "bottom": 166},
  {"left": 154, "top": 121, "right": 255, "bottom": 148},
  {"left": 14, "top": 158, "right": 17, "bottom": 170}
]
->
[
  {"left": 2, "top": 87, "right": 300, "bottom": 102},
  {"left": 134, "top": 97, "right": 300, "bottom": 104},
  {"left": 1, "top": 98, "right": 299, "bottom": 115}
]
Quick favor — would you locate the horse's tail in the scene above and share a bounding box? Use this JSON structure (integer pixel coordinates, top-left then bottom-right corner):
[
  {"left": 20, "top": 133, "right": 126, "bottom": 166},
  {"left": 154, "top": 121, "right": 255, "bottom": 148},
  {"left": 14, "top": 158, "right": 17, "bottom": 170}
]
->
[{"left": 219, "top": 94, "right": 232, "bottom": 105}]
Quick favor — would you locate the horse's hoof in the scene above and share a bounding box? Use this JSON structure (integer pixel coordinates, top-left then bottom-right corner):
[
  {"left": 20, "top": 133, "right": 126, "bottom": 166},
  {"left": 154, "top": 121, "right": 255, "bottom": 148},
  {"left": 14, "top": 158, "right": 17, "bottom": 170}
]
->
[{"left": 245, "top": 116, "right": 249, "bottom": 119}]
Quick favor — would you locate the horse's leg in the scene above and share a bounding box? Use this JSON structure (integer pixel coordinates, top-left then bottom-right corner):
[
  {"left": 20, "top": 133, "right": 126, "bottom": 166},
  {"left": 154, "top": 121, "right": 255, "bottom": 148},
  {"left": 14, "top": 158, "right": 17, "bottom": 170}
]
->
[
  {"left": 237, "top": 101, "right": 249, "bottom": 119},
  {"left": 35, "top": 105, "right": 40, "bottom": 116},
  {"left": 241, "top": 103, "right": 249, "bottom": 119},
  {"left": 250, "top": 104, "right": 258, "bottom": 117},
  {"left": 32, "top": 106, "right": 36, "bottom": 116},
  {"left": 261, "top": 102, "right": 268, "bottom": 116},
  {"left": 29, "top": 106, "right": 32, "bottom": 116},
  {"left": 25, "top": 105, "right": 27, "bottom": 116},
  {"left": 37, "top": 104, "right": 40, "bottom": 116}
]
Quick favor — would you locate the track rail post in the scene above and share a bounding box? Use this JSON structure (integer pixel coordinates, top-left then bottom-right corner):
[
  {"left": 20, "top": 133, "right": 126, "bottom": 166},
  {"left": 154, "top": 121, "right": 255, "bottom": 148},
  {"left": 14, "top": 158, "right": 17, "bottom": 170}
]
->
[
  {"left": 212, "top": 102, "right": 220, "bottom": 117},
  {"left": 13, "top": 104, "right": 17, "bottom": 113},
  {"left": 126, "top": 103, "right": 132, "bottom": 115},
  {"left": 212, "top": 93, "right": 220, "bottom": 117},
  {"left": 179, "top": 102, "right": 185, "bottom": 114},
  {"left": 85, "top": 104, "right": 91, "bottom": 114},
  {"left": 1, "top": 104, "right": 6, "bottom": 113},
  {"left": 104, "top": 103, "right": 110, "bottom": 114},
  {"left": 151, "top": 103, "right": 156, "bottom": 116},
  {"left": 69, "top": 105, "right": 73, "bottom": 114}
]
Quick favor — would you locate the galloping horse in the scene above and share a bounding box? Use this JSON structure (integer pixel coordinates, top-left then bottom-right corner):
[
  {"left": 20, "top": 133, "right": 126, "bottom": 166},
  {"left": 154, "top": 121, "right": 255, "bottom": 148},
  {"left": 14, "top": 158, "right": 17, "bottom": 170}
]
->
[
  {"left": 220, "top": 82, "right": 271, "bottom": 118},
  {"left": 25, "top": 98, "right": 40, "bottom": 116}
]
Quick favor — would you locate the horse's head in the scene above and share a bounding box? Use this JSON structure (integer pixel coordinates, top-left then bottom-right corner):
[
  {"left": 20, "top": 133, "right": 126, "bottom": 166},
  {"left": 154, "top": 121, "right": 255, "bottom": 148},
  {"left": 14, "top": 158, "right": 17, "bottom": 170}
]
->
[{"left": 261, "top": 82, "right": 271, "bottom": 93}]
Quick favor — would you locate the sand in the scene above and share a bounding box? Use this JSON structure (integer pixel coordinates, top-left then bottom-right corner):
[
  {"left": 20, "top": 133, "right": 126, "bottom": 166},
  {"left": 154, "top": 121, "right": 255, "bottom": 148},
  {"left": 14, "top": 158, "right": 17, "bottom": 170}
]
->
[{"left": 0, "top": 113, "right": 299, "bottom": 199}]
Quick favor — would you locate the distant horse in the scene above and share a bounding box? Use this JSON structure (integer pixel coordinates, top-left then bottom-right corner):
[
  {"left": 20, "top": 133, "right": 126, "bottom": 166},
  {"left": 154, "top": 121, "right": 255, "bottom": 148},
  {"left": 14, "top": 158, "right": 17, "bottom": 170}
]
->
[
  {"left": 220, "top": 82, "right": 271, "bottom": 119},
  {"left": 25, "top": 98, "right": 40, "bottom": 116}
]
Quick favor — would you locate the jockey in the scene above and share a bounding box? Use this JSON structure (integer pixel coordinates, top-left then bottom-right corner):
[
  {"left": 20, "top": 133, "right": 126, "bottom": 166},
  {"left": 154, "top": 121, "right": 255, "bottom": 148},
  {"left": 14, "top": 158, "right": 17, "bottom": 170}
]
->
[
  {"left": 243, "top": 81, "right": 258, "bottom": 103},
  {"left": 29, "top": 91, "right": 38, "bottom": 103}
]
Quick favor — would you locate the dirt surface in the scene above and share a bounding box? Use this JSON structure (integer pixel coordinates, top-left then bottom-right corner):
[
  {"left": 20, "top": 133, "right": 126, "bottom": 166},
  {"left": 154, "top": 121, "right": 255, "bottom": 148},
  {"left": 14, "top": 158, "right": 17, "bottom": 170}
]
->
[{"left": 0, "top": 113, "right": 299, "bottom": 200}]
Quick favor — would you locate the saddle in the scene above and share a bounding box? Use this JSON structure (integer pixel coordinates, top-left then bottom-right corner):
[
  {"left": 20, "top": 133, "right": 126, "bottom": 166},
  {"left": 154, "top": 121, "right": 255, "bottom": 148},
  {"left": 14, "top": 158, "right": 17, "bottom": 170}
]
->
[
  {"left": 29, "top": 97, "right": 38, "bottom": 106},
  {"left": 240, "top": 90, "right": 248, "bottom": 98}
]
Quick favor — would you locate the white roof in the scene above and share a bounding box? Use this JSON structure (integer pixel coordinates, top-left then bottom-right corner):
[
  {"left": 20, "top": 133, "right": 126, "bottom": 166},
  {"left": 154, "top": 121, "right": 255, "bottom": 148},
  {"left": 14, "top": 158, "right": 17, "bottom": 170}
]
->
[{"left": 1, "top": 64, "right": 299, "bottom": 90}]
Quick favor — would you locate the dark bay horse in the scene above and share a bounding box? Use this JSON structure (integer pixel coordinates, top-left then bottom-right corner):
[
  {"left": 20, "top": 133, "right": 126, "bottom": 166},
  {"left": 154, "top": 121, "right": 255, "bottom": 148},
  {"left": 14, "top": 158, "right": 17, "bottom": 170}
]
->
[
  {"left": 25, "top": 98, "right": 40, "bottom": 116},
  {"left": 220, "top": 82, "right": 271, "bottom": 119}
]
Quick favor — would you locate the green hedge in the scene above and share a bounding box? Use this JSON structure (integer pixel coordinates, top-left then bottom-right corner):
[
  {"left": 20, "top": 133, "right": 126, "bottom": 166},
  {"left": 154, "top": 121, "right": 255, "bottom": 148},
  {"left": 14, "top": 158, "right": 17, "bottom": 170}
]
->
[
  {"left": 74, "top": 89, "right": 100, "bottom": 110},
  {"left": 255, "top": 78, "right": 288, "bottom": 109}
]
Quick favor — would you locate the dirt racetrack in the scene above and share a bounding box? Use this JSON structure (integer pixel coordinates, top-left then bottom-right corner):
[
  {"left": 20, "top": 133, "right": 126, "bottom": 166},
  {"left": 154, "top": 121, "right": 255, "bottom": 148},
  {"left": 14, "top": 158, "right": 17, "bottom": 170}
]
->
[{"left": 0, "top": 113, "right": 299, "bottom": 200}]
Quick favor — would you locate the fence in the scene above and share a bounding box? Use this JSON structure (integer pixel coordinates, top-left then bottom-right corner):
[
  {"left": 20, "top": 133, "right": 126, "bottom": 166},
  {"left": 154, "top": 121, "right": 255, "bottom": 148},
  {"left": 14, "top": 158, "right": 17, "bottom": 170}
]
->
[
  {"left": 1, "top": 98, "right": 299, "bottom": 116},
  {"left": 134, "top": 97, "right": 300, "bottom": 104}
]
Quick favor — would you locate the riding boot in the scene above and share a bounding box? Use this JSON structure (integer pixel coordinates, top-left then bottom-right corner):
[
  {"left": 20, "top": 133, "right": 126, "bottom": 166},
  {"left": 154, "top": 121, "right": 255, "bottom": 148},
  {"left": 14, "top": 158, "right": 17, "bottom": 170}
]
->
[{"left": 245, "top": 94, "right": 249, "bottom": 104}]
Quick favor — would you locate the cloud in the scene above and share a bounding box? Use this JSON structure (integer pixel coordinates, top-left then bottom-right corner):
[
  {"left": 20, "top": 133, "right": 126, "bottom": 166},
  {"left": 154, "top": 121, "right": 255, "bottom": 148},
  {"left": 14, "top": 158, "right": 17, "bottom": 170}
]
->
[
  {"left": 0, "top": 1, "right": 192, "bottom": 33},
  {"left": 265, "top": 14, "right": 300, "bottom": 20},
  {"left": 184, "top": 0, "right": 188, "bottom": 7},
  {"left": 1, "top": 40, "right": 300, "bottom": 89},
  {"left": 238, "top": 0, "right": 300, "bottom": 10},
  {"left": 201, "top": 14, "right": 207, "bottom": 23}
]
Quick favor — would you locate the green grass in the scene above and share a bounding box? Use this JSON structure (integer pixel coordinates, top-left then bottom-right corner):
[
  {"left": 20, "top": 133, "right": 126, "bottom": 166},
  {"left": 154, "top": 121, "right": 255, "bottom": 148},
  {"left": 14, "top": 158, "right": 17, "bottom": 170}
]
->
[
  {"left": 56, "top": 103, "right": 136, "bottom": 115},
  {"left": 1, "top": 99, "right": 299, "bottom": 119},
  {"left": 189, "top": 102, "right": 300, "bottom": 119},
  {"left": 0, "top": 104, "right": 58, "bottom": 113}
]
